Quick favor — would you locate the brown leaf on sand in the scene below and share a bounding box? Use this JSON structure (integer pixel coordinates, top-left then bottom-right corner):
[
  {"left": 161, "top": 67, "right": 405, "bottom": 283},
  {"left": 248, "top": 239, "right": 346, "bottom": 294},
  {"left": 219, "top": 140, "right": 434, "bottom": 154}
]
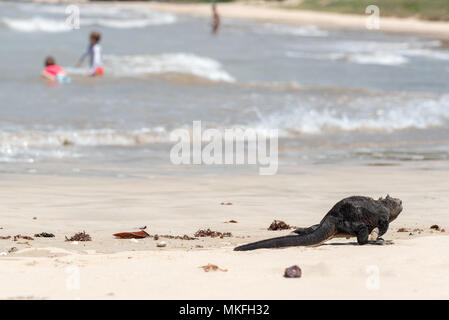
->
[
  {"left": 220, "top": 202, "right": 233, "bottom": 205},
  {"left": 225, "top": 220, "right": 238, "bottom": 224},
  {"left": 430, "top": 224, "right": 440, "bottom": 231},
  {"left": 65, "top": 231, "right": 91, "bottom": 242},
  {"left": 113, "top": 230, "right": 149, "bottom": 239},
  {"left": 397, "top": 228, "right": 409, "bottom": 232},
  {"left": 268, "top": 220, "right": 296, "bottom": 231},
  {"left": 200, "top": 264, "right": 228, "bottom": 272},
  {"left": 0, "top": 236, "right": 11, "bottom": 240}
]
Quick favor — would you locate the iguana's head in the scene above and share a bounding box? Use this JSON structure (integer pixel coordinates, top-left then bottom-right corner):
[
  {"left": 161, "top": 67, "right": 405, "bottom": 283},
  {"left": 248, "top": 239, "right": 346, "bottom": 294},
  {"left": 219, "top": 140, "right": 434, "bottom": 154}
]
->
[{"left": 379, "top": 195, "right": 402, "bottom": 221}]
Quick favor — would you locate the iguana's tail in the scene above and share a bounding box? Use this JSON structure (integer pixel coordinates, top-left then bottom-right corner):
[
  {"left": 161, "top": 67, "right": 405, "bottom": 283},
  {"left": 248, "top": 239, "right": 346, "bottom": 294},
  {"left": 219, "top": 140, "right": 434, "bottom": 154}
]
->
[{"left": 234, "top": 224, "right": 334, "bottom": 251}]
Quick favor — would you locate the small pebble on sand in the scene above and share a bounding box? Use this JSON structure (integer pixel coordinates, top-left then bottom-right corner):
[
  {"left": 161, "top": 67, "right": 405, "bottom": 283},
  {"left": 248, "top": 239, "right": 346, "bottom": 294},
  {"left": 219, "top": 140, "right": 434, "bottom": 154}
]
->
[
  {"left": 284, "top": 265, "right": 302, "bottom": 278},
  {"left": 157, "top": 241, "right": 167, "bottom": 248}
]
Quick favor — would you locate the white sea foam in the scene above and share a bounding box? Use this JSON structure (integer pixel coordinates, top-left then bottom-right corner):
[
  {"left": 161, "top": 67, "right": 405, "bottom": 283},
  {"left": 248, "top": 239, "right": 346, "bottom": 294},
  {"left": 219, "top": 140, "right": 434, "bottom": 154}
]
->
[
  {"left": 22, "top": 3, "right": 124, "bottom": 17},
  {"left": 3, "top": 95, "right": 445, "bottom": 151},
  {"left": 100, "top": 53, "right": 235, "bottom": 82},
  {"left": 1, "top": 11, "right": 176, "bottom": 32},
  {"left": 286, "top": 50, "right": 408, "bottom": 66},
  {"left": 0, "top": 148, "right": 78, "bottom": 163},
  {"left": 345, "top": 52, "right": 409, "bottom": 66},
  {"left": 252, "top": 95, "right": 449, "bottom": 135},
  {"left": 0, "top": 127, "right": 169, "bottom": 149},
  {"left": 4, "top": 94, "right": 446, "bottom": 153},
  {"left": 17, "top": 2, "right": 165, "bottom": 18},
  {"left": 2, "top": 17, "right": 72, "bottom": 33},
  {"left": 402, "top": 49, "right": 449, "bottom": 61},
  {"left": 261, "top": 24, "right": 328, "bottom": 37},
  {"left": 82, "top": 16, "right": 176, "bottom": 29},
  {"left": 1, "top": 95, "right": 448, "bottom": 163},
  {"left": 286, "top": 39, "right": 449, "bottom": 66}
]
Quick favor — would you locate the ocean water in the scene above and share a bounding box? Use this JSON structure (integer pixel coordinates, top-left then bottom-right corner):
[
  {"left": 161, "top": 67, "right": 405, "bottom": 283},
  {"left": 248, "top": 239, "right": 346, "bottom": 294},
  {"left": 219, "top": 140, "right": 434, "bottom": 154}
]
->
[{"left": 0, "top": 1, "right": 448, "bottom": 175}]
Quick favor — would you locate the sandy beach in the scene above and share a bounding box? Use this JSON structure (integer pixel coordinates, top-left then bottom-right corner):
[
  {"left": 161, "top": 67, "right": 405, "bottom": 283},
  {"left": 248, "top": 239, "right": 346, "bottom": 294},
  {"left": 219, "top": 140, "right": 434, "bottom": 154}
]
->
[
  {"left": 1, "top": 163, "right": 448, "bottom": 299},
  {"left": 1, "top": 0, "right": 448, "bottom": 300},
  {"left": 28, "top": 0, "right": 449, "bottom": 39}
]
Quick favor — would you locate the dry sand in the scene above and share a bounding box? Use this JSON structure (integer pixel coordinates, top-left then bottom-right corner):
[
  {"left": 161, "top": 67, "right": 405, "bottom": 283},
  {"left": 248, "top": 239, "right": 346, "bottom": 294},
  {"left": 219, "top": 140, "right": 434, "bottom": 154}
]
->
[
  {"left": 131, "top": 1, "right": 449, "bottom": 39},
  {"left": 0, "top": 163, "right": 448, "bottom": 299}
]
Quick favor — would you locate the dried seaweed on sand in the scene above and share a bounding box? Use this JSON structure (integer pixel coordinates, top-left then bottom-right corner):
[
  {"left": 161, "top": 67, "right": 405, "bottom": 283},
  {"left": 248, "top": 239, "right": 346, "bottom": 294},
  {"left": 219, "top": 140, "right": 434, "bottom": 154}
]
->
[{"left": 65, "top": 231, "right": 91, "bottom": 242}]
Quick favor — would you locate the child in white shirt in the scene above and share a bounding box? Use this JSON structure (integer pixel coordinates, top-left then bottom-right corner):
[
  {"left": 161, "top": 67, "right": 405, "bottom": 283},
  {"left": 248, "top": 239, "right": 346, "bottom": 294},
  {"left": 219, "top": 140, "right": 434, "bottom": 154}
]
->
[{"left": 77, "top": 31, "right": 104, "bottom": 76}]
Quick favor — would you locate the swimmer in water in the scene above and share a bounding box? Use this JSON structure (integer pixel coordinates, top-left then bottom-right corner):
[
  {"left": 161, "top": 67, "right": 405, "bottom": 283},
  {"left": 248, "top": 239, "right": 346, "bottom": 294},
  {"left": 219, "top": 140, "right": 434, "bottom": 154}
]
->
[
  {"left": 41, "top": 56, "right": 70, "bottom": 83},
  {"left": 77, "top": 31, "right": 104, "bottom": 77},
  {"left": 211, "top": 3, "right": 220, "bottom": 35}
]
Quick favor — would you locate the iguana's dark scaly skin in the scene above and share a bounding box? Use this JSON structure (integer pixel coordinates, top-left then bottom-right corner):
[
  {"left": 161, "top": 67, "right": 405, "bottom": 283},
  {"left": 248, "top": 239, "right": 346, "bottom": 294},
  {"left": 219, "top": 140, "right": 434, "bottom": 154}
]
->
[{"left": 234, "top": 195, "right": 402, "bottom": 251}]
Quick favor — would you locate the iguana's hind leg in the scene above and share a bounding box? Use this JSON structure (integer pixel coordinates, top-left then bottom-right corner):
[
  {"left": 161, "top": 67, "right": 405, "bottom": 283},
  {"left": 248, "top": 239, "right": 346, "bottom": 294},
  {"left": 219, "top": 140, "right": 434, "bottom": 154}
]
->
[{"left": 292, "top": 224, "right": 319, "bottom": 236}]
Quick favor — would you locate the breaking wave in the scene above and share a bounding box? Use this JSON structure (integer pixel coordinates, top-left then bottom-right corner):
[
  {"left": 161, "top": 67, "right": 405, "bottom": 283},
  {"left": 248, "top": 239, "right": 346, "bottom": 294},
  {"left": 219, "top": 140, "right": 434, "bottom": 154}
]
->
[
  {"left": 253, "top": 94, "right": 449, "bottom": 135},
  {"left": 344, "top": 52, "right": 409, "bottom": 66},
  {"left": 68, "top": 53, "right": 235, "bottom": 82},
  {"left": 82, "top": 16, "right": 176, "bottom": 29},
  {"left": 18, "top": 3, "right": 142, "bottom": 17},
  {"left": 1, "top": 12, "right": 176, "bottom": 32},
  {"left": 261, "top": 23, "right": 328, "bottom": 37},
  {"left": 1, "top": 95, "right": 448, "bottom": 150},
  {"left": 0, "top": 127, "right": 168, "bottom": 149},
  {"left": 2, "top": 17, "right": 72, "bottom": 33},
  {"left": 286, "top": 40, "right": 449, "bottom": 66}
]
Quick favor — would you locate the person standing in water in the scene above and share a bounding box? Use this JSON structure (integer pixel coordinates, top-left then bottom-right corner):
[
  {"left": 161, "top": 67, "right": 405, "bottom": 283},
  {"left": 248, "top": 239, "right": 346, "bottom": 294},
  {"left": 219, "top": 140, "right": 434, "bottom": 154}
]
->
[
  {"left": 77, "top": 31, "right": 104, "bottom": 77},
  {"left": 211, "top": 3, "right": 220, "bottom": 35}
]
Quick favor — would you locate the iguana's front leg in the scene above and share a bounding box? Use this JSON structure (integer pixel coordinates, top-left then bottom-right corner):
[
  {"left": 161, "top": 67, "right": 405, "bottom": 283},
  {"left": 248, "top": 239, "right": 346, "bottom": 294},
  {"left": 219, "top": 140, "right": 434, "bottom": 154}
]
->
[
  {"left": 367, "top": 215, "right": 390, "bottom": 245},
  {"left": 356, "top": 224, "right": 369, "bottom": 245}
]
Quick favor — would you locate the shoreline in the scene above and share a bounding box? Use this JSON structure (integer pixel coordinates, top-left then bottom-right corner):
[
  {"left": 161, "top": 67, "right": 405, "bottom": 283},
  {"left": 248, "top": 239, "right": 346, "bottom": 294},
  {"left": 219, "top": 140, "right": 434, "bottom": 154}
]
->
[{"left": 129, "top": 1, "right": 449, "bottom": 40}]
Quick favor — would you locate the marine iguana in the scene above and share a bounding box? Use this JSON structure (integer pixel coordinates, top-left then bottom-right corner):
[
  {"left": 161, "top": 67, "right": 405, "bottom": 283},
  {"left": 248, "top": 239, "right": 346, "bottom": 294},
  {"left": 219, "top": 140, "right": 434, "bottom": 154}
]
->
[{"left": 234, "top": 195, "right": 402, "bottom": 251}]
